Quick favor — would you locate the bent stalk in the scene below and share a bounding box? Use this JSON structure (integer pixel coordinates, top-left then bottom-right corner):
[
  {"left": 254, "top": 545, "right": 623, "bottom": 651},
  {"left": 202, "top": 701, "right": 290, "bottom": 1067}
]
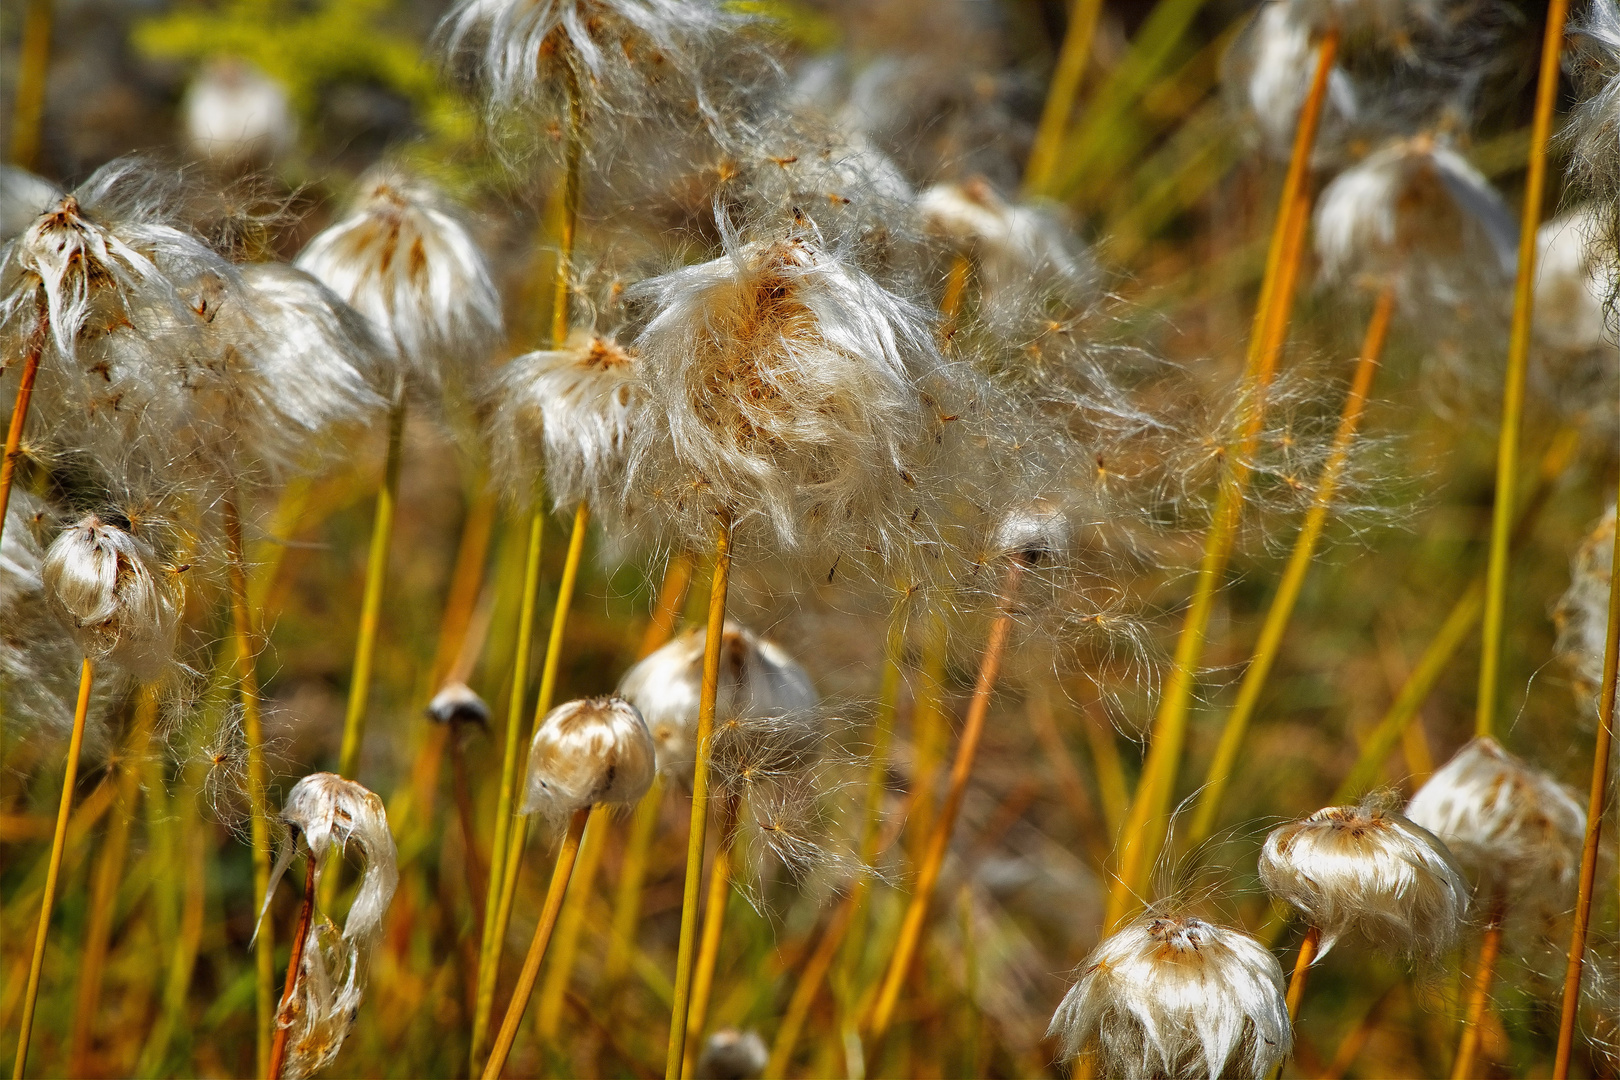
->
[
  {"left": 666, "top": 519, "right": 734, "bottom": 1079},
  {"left": 266, "top": 854, "right": 319, "bottom": 1080},
  {"left": 13, "top": 656, "right": 93, "bottom": 1080},
  {"left": 680, "top": 795, "right": 742, "bottom": 1078},
  {"left": 1452, "top": 899, "right": 1505, "bottom": 1080},
  {"left": 0, "top": 306, "right": 47, "bottom": 553}
]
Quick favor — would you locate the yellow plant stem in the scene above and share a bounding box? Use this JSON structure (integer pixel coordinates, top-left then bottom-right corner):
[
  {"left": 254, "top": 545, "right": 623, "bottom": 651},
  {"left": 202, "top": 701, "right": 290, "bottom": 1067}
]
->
[
  {"left": 1022, "top": 0, "right": 1106, "bottom": 197},
  {"left": 450, "top": 726, "right": 488, "bottom": 938},
  {"left": 866, "top": 564, "right": 1021, "bottom": 1044},
  {"left": 224, "top": 494, "right": 275, "bottom": 1079},
  {"left": 906, "top": 611, "right": 949, "bottom": 863},
  {"left": 536, "top": 807, "right": 609, "bottom": 1040},
  {"left": 1333, "top": 429, "right": 1578, "bottom": 803},
  {"left": 680, "top": 794, "right": 742, "bottom": 1078},
  {"left": 640, "top": 551, "right": 696, "bottom": 657},
  {"left": 266, "top": 853, "right": 319, "bottom": 1080},
  {"left": 1105, "top": 30, "right": 1336, "bottom": 931},
  {"left": 1476, "top": 0, "right": 1568, "bottom": 740},
  {"left": 12, "top": 656, "right": 92, "bottom": 1080},
  {"left": 0, "top": 305, "right": 47, "bottom": 554},
  {"left": 1082, "top": 701, "right": 1129, "bottom": 838},
  {"left": 1270, "top": 924, "right": 1322, "bottom": 1079},
  {"left": 433, "top": 487, "right": 500, "bottom": 688},
  {"left": 67, "top": 686, "right": 157, "bottom": 1075},
  {"left": 1554, "top": 456, "right": 1620, "bottom": 1077},
  {"left": 1188, "top": 284, "right": 1395, "bottom": 847},
  {"left": 338, "top": 396, "right": 405, "bottom": 780},
  {"left": 604, "top": 775, "right": 664, "bottom": 985},
  {"left": 666, "top": 519, "right": 734, "bottom": 1080},
  {"left": 765, "top": 898, "right": 857, "bottom": 1079},
  {"left": 1452, "top": 897, "right": 1505, "bottom": 1080},
  {"left": 1320, "top": 980, "right": 1401, "bottom": 1080},
  {"left": 8, "top": 0, "right": 52, "bottom": 169},
  {"left": 483, "top": 806, "right": 592, "bottom": 1080}
]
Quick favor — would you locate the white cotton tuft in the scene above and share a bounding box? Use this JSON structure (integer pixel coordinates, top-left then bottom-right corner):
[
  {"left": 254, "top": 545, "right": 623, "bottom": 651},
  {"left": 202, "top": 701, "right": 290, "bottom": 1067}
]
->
[
  {"left": 694, "top": 1028, "right": 768, "bottom": 1080},
  {"left": 482, "top": 330, "right": 645, "bottom": 514},
  {"left": 183, "top": 57, "right": 297, "bottom": 167},
  {"left": 1405, "top": 737, "right": 1586, "bottom": 907},
  {"left": 992, "top": 499, "right": 1072, "bottom": 567},
  {"left": 1259, "top": 803, "right": 1469, "bottom": 959},
  {"left": 40, "top": 513, "right": 182, "bottom": 679},
  {"left": 1222, "top": 3, "right": 1360, "bottom": 160},
  {"left": 295, "top": 167, "right": 502, "bottom": 393},
  {"left": 0, "top": 166, "right": 63, "bottom": 241},
  {"left": 521, "top": 696, "right": 656, "bottom": 828},
  {"left": 1047, "top": 913, "right": 1292, "bottom": 1080},
  {"left": 1554, "top": 505, "right": 1616, "bottom": 707},
  {"left": 1535, "top": 206, "right": 1616, "bottom": 355}
]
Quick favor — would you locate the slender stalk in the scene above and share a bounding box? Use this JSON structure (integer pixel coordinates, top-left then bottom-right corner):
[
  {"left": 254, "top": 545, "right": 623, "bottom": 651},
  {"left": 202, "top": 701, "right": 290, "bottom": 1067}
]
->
[
  {"left": 224, "top": 495, "right": 275, "bottom": 1079},
  {"left": 765, "top": 898, "right": 857, "bottom": 1079},
  {"left": 1476, "top": 0, "right": 1568, "bottom": 739},
  {"left": 433, "top": 487, "right": 500, "bottom": 688},
  {"left": 681, "top": 795, "right": 742, "bottom": 1079},
  {"left": 7, "top": 0, "right": 52, "bottom": 170},
  {"left": 12, "top": 656, "right": 92, "bottom": 1080},
  {"left": 1104, "top": 31, "right": 1335, "bottom": 931},
  {"left": 1022, "top": 0, "right": 1106, "bottom": 197},
  {"left": 1333, "top": 429, "right": 1580, "bottom": 803},
  {"left": 666, "top": 519, "right": 734, "bottom": 1080},
  {"left": 1286, "top": 924, "right": 1320, "bottom": 1022},
  {"left": 0, "top": 305, "right": 47, "bottom": 553},
  {"left": 906, "top": 611, "right": 948, "bottom": 864},
  {"left": 536, "top": 805, "right": 609, "bottom": 1039},
  {"left": 1553, "top": 465, "right": 1620, "bottom": 1077},
  {"left": 67, "top": 687, "right": 156, "bottom": 1075},
  {"left": 1188, "top": 285, "right": 1395, "bottom": 847},
  {"left": 338, "top": 397, "right": 405, "bottom": 779},
  {"left": 481, "top": 501, "right": 591, "bottom": 1053},
  {"left": 866, "top": 564, "right": 1021, "bottom": 1043},
  {"left": 267, "top": 854, "right": 319, "bottom": 1080},
  {"left": 450, "top": 729, "right": 488, "bottom": 938},
  {"left": 1452, "top": 899, "right": 1505, "bottom": 1080},
  {"left": 1082, "top": 701, "right": 1129, "bottom": 838},
  {"left": 640, "top": 552, "right": 695, "bottom": 658},
  {"left": 470, "top": 509, "right": 543, "bottom": 1070},
  {"left": 482, "top": 805, "right": 592, "bottom": 1080}
]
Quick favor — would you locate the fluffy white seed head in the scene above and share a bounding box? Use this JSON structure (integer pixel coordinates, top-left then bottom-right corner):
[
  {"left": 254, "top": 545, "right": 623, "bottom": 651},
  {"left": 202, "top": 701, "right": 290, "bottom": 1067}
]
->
[
  {"left": 295, "top": 167, "right": 502, "bottom": 391},
  {"left": 183, "top": 57, "right": 297, "bottom": 167},
  {"left": 426, "top": 680, "right": 491, "bottom": 727},
  {"left": 625, "top": 213, "right": 948, "bottom": 560},
  {"left": 1568, "top": 0, "right": 1620, "bottom": 201},
  {"left": 1405, "top": 737, "right": 1586, "bottom": 905},
  {"left": 1259, "top": 803, "right": 1469, "bottom": 959},
  {"left": 0, "top": 166, "right": 62, "bottom": 241},
  {"left": 258, "top": 773, "right": 398, "bottom": 1080},
  {"left": 694, "top": 1029, "right": 768, "bottom": 1080},
  {"left": 40, "top": 513, "right": 181, "bottom": 678},
  {"left": 1554, "top": 505, "right": 1616, "bottom": 707},
  {"left": 521, "top": 696, "right": 656, "bottom": 828},
  {"left": 992, "top": 499, "right": 1072, "bottom": 567},
  {"left": 616, "top": 621, "right": 817, "bottom": 786},
  {"left": 483, "top": 330, "right": 645, "bottom": 513},
  {"left": 1223, "top": 3, "right": 1360, "bottom": 161},
  {"left": 1535, "top": 206, "right": 1616, "bottom": 354},
  {"left": 1314, "top": 134, "right": 1516, "bottom": 303},
  {"left": 438, "top": 0, "right": 737, "bottom": 114},
  {"left": 1047, "top": 913, "right": 1292, "bottom": 1080}
]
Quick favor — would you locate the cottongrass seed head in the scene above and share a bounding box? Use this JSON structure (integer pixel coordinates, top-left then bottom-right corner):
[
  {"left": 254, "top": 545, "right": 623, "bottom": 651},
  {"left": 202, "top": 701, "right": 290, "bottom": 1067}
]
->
[
  {"left": 426, "top": 680, "right": 492, "bottom": 727},
  {"left": 1047, "top": 912, "right": 1291, "bottom": 1080},
  {"left": 295, "top": 166, "right": 502, "bottom": 394},
  {"left": 625, "top": 209, "right": 950, "bottom": 562},
  {"left": 1405, "top": 737, "right": 1586, "bottom": 905},
  {"left": 521, "top": 695, "right": 656, "bottom": 829},
  {"left": 1259, "top": 803, "right": 1469, "bottom": 959},
  {"left": 1555, "top": 504, "right": 1616, "bottom": 707},
  {"left": 183, "top": 57, "right": 297, "bottom": 169},
  {"left": 483, "top": 330, "right": 644, "bottom": 513},
  {"left": 258, "top": 773, "right": 399, "bottom": 1080},
  {"left": 694, "top": 1028, "right": 768, "bottom": 1080},
  {"left": 41, "top": 512, "right": 182, "bottom": 679}
]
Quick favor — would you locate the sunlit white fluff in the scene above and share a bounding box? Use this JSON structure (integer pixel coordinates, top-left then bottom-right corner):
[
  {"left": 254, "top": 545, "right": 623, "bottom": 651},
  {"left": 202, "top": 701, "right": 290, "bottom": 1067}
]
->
[
  {"left": 0, "top": 166, "right": 62, "bottom": 241},
  {"left": 617, "top": 621, "right": 818, "bottom": 785},
  {"left": 0, "top": 497, "right": 97, "bottom": 743},
  {"left": 992, "top": 499, "right": 1072, "bottom": 567},
  {"left": 1225, "top": 4, "right": 1360, "bottom": 160},
  {"left": 694, "top": 1028, "right": 768, "bottom": 1080},
  {"left": 1260, "top": 803, "right": 1468, "bottom": 959},
  {"left": 1313, "top": 134, "right": 1516, "bottom": 302},
  {"left": 1535, "top": 207, "right": 1615, "bottom": 354},
  {"left": 438, "top": 0, "right": 735, "bottom": 113},
  {"left": 1554, "top": 505, "right": 1615, "bottom": 706},
  {"left": 1568, "top": 0, "right": 1620, "bottom": 204},
  {"left": 482, "top": 330, "right": 644, "bottom": 513},
  {"left": 40, "top": 512, "right": 182, "bottom": 679},
  {"left": 257, "top": 773, "right": 398, "bottom": 1080},
  {"left": 1047, "top": 913, "right": 1291, "bottom": 1080},
  {"left": 183, "top": 57, "right": 297, "bottom": 167},
  {"left": 521, "top": 695, "right": 656, "bottom": 829},
  {"left": 916, "top": 178, "right": 1097, "bottom": 334},
  {"left": 625, "top": 211, "right": 947, "bottom": 558},
  {"left": 295, "top": 166, "right": 502, "bottom": 392},
  {"left": 1405, "top": 737, "right": 1586, "bottom": 904}
]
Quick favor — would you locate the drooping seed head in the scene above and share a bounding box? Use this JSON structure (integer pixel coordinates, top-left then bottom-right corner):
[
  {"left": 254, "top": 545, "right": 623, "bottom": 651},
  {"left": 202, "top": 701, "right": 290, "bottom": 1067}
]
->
[
  {"left": 41, "top": 512, "right": 182, "bottom": 678},
  {"left": 426, "top": 680, "right": 491, "bottom": 728},
  {"left": 482, "top": 330, "right": 645, "bottom": 513},
  {"left": 183, "top": 57, "right": 297, "bottom": 168},
  {"left": 1047, "top": 912, "right": 1292, "bottom": 1080},
  {"left": 1405, "top": 737, "right": 1586, "bottom": 905},
  {"left": 1259, "top": 803, "right": 1469, "bottom": 959},
  {"left": 295, "top": 166, "right": 502, "bottom": 392},
  {"left": 521, "top": 695, "right": 656, "bottom": 827}
]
